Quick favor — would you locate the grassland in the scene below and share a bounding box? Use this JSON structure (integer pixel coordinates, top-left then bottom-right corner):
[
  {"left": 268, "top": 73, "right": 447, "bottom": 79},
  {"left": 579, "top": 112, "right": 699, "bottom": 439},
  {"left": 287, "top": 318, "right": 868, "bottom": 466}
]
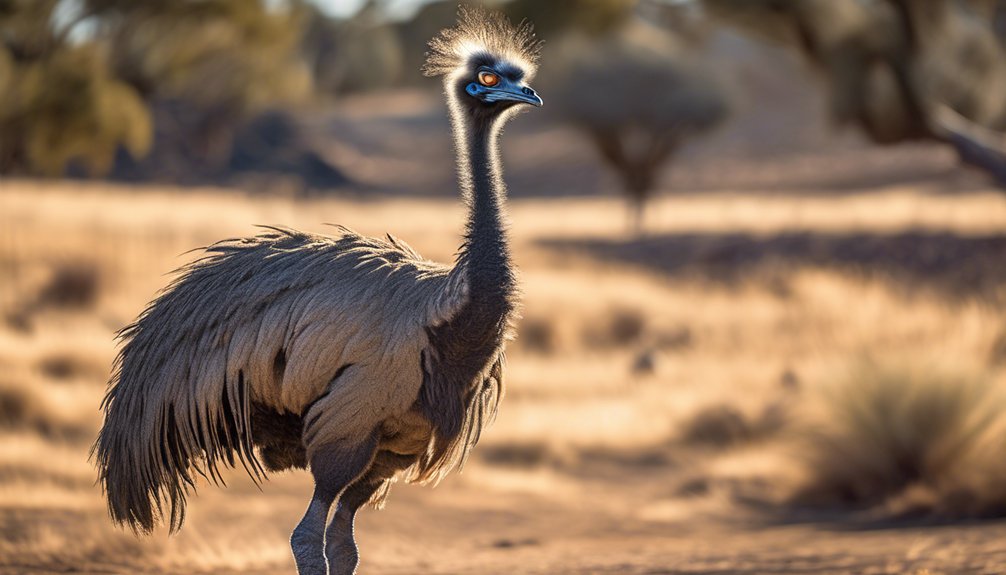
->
[{"left": 2, "top": 175, "right": 1006, "bottom": 574}]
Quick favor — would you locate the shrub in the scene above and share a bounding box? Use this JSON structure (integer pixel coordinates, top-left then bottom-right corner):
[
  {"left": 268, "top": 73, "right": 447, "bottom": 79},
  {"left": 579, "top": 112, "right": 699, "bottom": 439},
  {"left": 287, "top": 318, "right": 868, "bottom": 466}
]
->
[
  {"left": 35, "top": 263, "right": 100, "bottom": 310},
  {"left": 794, "top": 361, "right": 1006, "bottom": 518},
  {"left": 583, "top": 307, "right": 646, "bottom": 348},
  {"left": 680, "top": 400, "right": 789, "bottom": 449},
  {"left": 0, "top": 379, "right": 88, "bottom": 442},
  {"left": 519, "top": 316, "right": 558, "bottom": 355},
  {"left": 550, "top": 19, "right": 728, "bottom": 233},
  {"left": 681, "top": 404, "right": 750, "bottom": 448},
  {"left": 989, "top": 327, "right": 1006, "bottom": 366}
]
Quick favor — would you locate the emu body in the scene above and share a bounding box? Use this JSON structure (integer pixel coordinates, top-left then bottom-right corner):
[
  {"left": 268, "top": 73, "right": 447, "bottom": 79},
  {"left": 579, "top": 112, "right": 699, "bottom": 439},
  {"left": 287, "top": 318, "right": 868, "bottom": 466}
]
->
[{"left": 93, "top": 7, "right": 541, "bottom": 575}]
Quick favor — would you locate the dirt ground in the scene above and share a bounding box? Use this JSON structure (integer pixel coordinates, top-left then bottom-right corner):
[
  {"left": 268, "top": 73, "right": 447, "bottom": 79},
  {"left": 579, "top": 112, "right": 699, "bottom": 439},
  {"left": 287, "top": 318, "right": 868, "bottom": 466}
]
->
[{"left": 3, "top": 177, "right": 1006, "bottom": 574}]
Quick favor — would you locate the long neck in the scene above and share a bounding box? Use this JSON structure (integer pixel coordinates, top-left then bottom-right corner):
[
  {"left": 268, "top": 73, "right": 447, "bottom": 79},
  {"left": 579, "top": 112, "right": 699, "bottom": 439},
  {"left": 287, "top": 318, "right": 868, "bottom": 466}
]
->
[{"left": 454, "top": 112, "right": 515, "bottom": 304}]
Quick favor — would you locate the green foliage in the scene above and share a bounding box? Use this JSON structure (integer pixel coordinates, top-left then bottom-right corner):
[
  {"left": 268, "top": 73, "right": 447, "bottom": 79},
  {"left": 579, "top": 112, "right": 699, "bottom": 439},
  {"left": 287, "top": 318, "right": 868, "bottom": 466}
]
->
[
  {"left": 22, "top": 48, "right": 150, "bottom": 176},
  {"left": 0, "top": 3, "right": 151, "bottom": 176},
  {"left": 104, "top": 0, "right": 311, "bottom": 109},
  {"left": 0, "top": 0, "right": 310, "bottom": 176}
]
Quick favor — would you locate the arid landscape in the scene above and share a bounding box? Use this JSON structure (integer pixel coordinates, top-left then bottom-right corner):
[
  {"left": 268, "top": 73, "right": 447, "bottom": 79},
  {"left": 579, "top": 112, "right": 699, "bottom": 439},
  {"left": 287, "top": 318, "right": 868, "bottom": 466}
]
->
[
  {"left": 5, "top": 1, "right": 1006, "bottom": 571},
  {"left": 3, "top": 87, "right": 1006, "bottom": 572}
]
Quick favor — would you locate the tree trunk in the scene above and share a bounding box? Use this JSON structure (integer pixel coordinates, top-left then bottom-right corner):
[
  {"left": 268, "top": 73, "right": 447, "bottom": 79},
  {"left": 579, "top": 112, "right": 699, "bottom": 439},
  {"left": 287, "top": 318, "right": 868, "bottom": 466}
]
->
[{"left": 930, "top": 105, "right": 1006, "bottom": 188}]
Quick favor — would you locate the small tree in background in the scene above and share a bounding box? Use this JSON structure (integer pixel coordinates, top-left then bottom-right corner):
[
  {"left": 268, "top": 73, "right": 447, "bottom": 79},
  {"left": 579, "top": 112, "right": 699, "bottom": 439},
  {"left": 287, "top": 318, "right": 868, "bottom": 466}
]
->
[
  {"left": 551, "top": 20, "right": 728, "bottom": 233},
  {"left": 94, "top": 0, "right": 312, "bottom": 171},
  {"left": 0, "top": 0, "right": 312, "bottom": 178},
  {"left": 0, "top": 1, "right": 151, "bottom": 176},
  {"left": 302, "top": 0, "right": 403, "bottom": 96},
  {"left": 704, "top": 0, "right": 1006, "bottom": 187}
]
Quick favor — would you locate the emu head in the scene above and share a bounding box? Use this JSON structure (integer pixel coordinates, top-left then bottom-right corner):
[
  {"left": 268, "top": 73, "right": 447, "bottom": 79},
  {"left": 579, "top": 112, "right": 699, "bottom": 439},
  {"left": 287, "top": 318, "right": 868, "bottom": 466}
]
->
[{"left": 423, "top": 6, "right": 543, "bottom": 124}]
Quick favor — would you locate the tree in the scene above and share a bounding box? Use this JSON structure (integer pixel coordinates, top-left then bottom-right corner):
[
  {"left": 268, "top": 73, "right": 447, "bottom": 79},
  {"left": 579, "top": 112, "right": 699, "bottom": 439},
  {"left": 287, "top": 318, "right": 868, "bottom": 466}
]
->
[
  {"left": 551, "top": 19, "right": 728, "bottom": 232},
  {"left": 0, "top": 0, "right": 313, "bottom": 178},
  {"left": 0, "top": 1, "right": 150, "bottom": 176},
  {"left": 704, "top": 0, "right": 1006, "bottom": 187},
  {"left": 94, "top": 0, "right": 311, "bottom": 170},
  {"left": 302, "top": 0, "right": 403, "bottom": 96}
]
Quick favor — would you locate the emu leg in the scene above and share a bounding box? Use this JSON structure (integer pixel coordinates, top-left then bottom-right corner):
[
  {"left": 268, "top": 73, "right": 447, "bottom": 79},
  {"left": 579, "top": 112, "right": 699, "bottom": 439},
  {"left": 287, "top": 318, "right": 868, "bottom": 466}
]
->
[
  {"left": 291, "top": 437, "right": 378, "bottom": 575},
  {"left": 325, "top": 451, "right": 417, "bottom": 575}
]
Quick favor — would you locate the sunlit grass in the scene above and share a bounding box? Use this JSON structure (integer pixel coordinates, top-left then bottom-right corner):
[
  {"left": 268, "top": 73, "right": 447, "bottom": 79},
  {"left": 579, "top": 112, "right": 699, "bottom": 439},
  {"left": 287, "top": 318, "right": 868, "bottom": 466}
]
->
[
  {"left": 3, "top": 180, "right": 1006, "bottom": 571},
  {"left": 795, "top": 360, "right": 1006, "bottom": 518}
]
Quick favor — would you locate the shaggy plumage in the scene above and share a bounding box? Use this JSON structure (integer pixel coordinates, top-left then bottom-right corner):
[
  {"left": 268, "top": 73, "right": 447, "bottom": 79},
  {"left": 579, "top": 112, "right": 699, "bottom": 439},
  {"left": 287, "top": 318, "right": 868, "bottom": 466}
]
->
[
  {"left": 94, "top": 5, "right": 540, "bottom": 575},
  {"left": 422, "top": 5, "right": 542, "bottom": 78},
  {"left": 94, "top": 227, "right": 490, "bottom": 532}
]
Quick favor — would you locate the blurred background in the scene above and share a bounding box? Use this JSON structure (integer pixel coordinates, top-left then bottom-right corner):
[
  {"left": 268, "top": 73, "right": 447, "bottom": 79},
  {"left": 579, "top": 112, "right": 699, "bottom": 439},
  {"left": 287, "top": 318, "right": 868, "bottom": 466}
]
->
[{"left": 3, "top": 0, "right": 1006, "bottom": 573}]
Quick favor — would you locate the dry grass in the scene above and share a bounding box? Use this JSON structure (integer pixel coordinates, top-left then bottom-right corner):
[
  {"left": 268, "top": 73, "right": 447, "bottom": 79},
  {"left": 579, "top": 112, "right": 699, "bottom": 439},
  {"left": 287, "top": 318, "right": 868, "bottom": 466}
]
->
[
  {"left": 581, "top": 306, "right": 647, "bottom": 349},
  {"left": 3, "top": 179, "right": 1006, "bottom": 572},
  {"left": 679, "top": 400, "right": 789, "bottom": 449},
  {"left": 794, "top": 360, "right": 1006, "bottom": 519}
]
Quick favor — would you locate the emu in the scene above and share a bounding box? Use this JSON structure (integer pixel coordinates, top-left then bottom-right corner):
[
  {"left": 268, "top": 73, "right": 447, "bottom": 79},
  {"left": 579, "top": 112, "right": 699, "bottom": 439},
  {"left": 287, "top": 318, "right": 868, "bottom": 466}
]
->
[{"left": 92, "top": 7, "right": 542, "bottom": 575}]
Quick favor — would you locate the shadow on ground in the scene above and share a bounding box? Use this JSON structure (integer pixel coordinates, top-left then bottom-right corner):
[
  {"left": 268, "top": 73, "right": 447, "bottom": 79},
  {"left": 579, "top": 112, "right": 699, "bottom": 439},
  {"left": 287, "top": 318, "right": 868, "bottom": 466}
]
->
[{"left": 541, "top": 230, "right": 1006, "bottom": 301}]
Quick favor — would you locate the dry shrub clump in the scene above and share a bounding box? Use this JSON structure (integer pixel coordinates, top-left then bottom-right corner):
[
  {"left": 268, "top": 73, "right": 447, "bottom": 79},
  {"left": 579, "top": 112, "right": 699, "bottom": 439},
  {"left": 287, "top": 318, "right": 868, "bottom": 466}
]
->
[
  {"left": 34, "top": 263, "right": 101, "bottom": 310},
  {"left": 0, "top": 380, "right": 89, "bottom": 442},
  {"left": 680, "top": 405, "right": 750, "bottom": 447},
  {"left": 583, "top": 307, "right": 646, "bottom": 349},
  {"left": 0, "top": 380, "right": 50, "bottom": 435},
  {"left": 680, "top": 401, "right": 789, "bottom": 449},
  {"left": 989, "top": 327, "right": 1006, "bottom": 367},
  {"left": 36, "top": 351, "right": 108, "bottom": 383},
  {"left": 795, "top": 361, "right": 1006, "bottom": 519},
  {"left": 519, "top": 316, "right": 558, "bottom": 355},
  {"left": 6, "top": 263, "right": 101, "bottom": 331},
  {"left": 479, "top": 441, "right": 559, "bottom": 469}
]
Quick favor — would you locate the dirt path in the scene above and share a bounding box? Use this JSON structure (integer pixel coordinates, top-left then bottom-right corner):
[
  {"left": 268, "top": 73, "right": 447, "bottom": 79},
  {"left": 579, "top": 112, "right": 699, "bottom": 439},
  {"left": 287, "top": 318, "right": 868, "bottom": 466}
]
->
[{"left": 5, "top": 459, "right": 1006, "bottom": 575}]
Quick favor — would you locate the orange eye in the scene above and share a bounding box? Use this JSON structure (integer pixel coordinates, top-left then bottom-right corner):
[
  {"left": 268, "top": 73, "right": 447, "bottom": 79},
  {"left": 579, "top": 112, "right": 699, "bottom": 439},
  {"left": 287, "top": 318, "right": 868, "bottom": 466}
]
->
[{"left": 478, "top": 71, "right": 500, "bottom": 87}]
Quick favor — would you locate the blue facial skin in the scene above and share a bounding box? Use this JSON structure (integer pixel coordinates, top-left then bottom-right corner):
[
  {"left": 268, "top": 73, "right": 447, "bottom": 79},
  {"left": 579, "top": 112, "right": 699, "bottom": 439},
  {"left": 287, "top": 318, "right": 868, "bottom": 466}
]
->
[{"left": 466, "top": 68, "right": 543, "bottom": 107}]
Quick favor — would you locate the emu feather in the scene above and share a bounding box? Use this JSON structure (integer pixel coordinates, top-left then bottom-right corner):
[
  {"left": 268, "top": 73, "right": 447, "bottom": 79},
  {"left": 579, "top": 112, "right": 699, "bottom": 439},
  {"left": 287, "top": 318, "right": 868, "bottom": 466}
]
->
[{"left": 94, "top": 227, "right": 483, "bottom": 531}]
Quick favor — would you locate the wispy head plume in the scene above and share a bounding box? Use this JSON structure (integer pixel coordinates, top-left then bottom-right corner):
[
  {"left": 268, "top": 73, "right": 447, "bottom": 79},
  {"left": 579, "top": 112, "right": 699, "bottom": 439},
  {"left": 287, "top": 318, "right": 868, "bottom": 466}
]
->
[{"left": 422, "top": 5, "right": 542, "bottom": 78}]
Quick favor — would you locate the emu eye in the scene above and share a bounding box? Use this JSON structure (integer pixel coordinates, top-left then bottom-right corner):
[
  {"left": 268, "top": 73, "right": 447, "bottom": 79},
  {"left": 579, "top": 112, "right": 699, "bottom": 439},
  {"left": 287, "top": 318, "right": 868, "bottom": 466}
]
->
[{"left": 478, "top": 71, "right": 500, "bottom": 87}]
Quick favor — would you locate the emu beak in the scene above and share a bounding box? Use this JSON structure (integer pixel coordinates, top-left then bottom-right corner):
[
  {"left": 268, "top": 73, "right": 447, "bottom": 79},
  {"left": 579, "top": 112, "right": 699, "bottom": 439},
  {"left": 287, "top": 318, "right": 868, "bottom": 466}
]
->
[
  {"left": 486, "top": 81, "right": 543, "bottom": 107},
  {"left": 507, "top": 85, "right": 543, "bottom": 107}
]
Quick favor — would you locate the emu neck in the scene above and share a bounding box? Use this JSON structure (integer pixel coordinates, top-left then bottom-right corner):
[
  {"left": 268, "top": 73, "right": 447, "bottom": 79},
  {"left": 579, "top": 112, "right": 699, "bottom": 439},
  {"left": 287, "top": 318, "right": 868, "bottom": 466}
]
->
[{"left": 455, "top": 114, "right": 515, "bottom": 306}]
